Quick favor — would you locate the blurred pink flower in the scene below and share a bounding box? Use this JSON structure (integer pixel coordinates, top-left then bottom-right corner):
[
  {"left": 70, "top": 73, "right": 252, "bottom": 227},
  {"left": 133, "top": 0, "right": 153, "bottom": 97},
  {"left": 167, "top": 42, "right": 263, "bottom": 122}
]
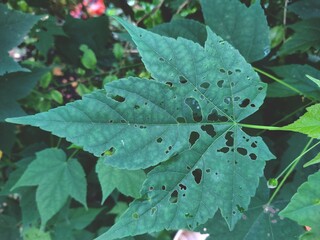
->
[{"left": 174, "top": 230, "right": 209, "bottom": 240}]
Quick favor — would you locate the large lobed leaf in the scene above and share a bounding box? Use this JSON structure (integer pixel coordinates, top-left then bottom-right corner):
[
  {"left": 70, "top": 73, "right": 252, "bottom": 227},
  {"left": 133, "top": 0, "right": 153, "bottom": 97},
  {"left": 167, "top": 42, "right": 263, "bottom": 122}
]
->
[
  {"left": 7, "top": 19, "right": 274, "bottom": 238},
  {"left": 0, "top": 4, "right": 41, "bottom": 75},
  {"left": 279, "top": 171, "right": 320, "bottom": 239}
]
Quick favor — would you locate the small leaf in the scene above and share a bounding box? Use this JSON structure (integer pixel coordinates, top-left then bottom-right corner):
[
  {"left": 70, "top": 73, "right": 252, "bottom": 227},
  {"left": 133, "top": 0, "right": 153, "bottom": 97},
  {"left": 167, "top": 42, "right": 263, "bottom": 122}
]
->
[
  {"left": 306, "top": 74, "right": 320, "bottom": 88},
  {"left": 49, "top": 90, "right": 63, "bottom": 104},
  {"left": 288, "top": 0, "right": 320, "bottom": 19},
  {"left": 11, "top": 148, "right": 87, "bottom": 227},
  {"left": 40, "top": 72, "right": 52, "bottom": 88},
  {"left": 76, "top": 83, "right": 93, "bottom": 96},
  {"left": 270, "top": 25, "right": 285, "bottom": 48},
  {"left": 282, "top": 104, "right": 320, "bottom": 139},
  {"left": 96, "top": 158, "right": 146, "bottom": 203},
  {"left": 24, "top": 227, "right": 51, "bottom": 240},
  {"left": 68, "top": 208, "right": 103, "bottom": 230},
  {"left": 113, "top": 43, "right": 124, "bottom": 60},
  {"left": 80, "top": 44, "right": 97, "bottom": 69},
  {"left": 279, "top": 171, "right": 320, "bottom": 238},
  {"left": 303, "top": 153, "right": 320, "bottom": 168}
]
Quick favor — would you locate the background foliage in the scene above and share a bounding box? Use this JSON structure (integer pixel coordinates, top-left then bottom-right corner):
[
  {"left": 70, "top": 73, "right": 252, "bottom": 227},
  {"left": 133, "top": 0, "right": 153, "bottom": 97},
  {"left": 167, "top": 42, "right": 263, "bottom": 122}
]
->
[{"left": 0, "top": 0, "right": 320, "bottom": 239}]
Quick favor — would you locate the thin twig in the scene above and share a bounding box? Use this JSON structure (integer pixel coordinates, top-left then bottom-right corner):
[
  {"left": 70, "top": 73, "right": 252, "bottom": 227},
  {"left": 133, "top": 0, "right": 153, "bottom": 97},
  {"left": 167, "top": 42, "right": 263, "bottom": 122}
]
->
[
  {"left": 176, "top": 0, "right": 191, "bottom": 15},
  {"left": 283, "top": 0, "right": 290, "bottom": 41},
  {"left": 136, "top": 0, "right": 165, "bottom": 26}
]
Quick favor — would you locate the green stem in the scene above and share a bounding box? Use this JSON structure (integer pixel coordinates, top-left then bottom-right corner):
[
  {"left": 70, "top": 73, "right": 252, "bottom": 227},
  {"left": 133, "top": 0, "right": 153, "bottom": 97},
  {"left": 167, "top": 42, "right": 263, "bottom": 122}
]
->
[
  {"left": 253, "top": 67, "right": 305, "bottom": 96},
  {"left": 267, "top": 139, "right": 320, "bottom": 205},
  {"left": 256, "top": 101, "right": 314, "bottom": 135},
  {"left": 56, "top": 138, "right": 62, "bottom": 148},
  {"left": 67, "top": 149, "right": 79, "bottom": 161},
  {"left": 239, "top": 123, "right": 287, "bottom": 131}
]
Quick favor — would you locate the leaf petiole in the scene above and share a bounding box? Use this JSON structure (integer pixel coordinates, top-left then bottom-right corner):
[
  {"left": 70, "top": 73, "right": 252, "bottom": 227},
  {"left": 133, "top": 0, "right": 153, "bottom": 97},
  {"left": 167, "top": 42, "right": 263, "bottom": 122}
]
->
[{"left": 239, "top": 123, "right": 286, "bottom": 131}]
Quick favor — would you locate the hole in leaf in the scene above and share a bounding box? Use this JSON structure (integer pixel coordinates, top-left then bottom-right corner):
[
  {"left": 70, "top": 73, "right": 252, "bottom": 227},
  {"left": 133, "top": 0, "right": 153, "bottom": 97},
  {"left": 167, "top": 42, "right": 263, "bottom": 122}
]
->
[
  {"left": 151, "top": 207, "right": 157, "bottom": 215},
  {"left": 206, "top": 168, "right": 211, "bottom": 173},
  {"left": 224, "top": 97, "right": 231, "bottom": 105},
  {"left": 169, "top": 190, "right": 178, "bottom": 203},
  {"left": 239, "top": 98, "right": 250, "bottom": 108},
  {"left": 200, "top": 82, "right": 210, "bottom": 89},
  {"left": 112, "top": 95, "right": 125, "bottom": 102},
  {"left": 217, "top": 80, "right": 224, "bottom": 88},
  {"left": 149, "top": 186, "right": 154, "bottom": 191},
  {"left": 165, "top": 82, "right": 173, "bottom": 87},
  {"left": 139, "top": 125, "right": 147, "bottom": 129},
  {"left": 189, "top": 131, "right": 200, "bottom": 147},
  {"left": 237, "top": 205, "right": 245, "bottom": 213},
  {"left": 201, "top": 124, "right": 216, "bottom": 137},
  {"left": 134, "top": 105, "right": 140, "bottom": 109},
  {"left": 219, "top": 68, "right": 226, "bottom": 73},
  {"left": 250, "top": 104, "right": 256, "bottom": 108},
  {"left": 120, "top": 119, "right": 126, "bottom": 123},
  {"left": 101, "top": 147, "right": 115, "bottom": 156},
  {"left": 176, "top": 117, "right": 186, "bottom": 123},
  {"left": 249, "top": 153, "right": 257, "bottom": 160},
  {"left": 132, "top": 212, "right": 139, "bottom": 219},
  {"left": 186, "top": 165, "right": 191, "bottom": 170},
  {"left": 235, "top": 69, "right": 241, "bottom": 73},
  {"left": 192, "top": 168, "right": 202, "bottom": 184},
  {"left": 185, "top": 213, "right": 193, "bottom": 218},
  {"left": 232, "top": 210, "right": 236, "bottom": 215},
  {"left": 162, "top": 185, "right": 166, "bottom": 190},
  {"left": 251, "top": 142, "right": 257, "bottom": 148},
  {"left": 227, "top": 70, "right": 233, "bottom": 75},
  {"left": 185, "top": 98, "right": 202, "bottom": 122},
  {"left": 179, "top": 183, "right": 187, "bottom": 190},
  {"left": 159, "top": 57, "right": 164, "bottom": 62},
  {"left": 179, "top": 76, "right": 188, "bottom": 84},
  {"left": 156, "top": 137, "right": 163, "bottom": 143},
  {"left": 217, "top": 147, "right": 229, "bottom": 153},
  {"left": 225, "top": 132, "right": 234, "bottom": 147},
  {"left": 234, "top": 96, "right": 240, "bottom": 101},
  {"left": 215, "top": 172, "right": 219, "bottom": 175},
  {"left": 237, "top": 147, "right": 248, "bottom": 156},
  {"left": 258, "top": 86, "right": 263, "bottom": 91}
]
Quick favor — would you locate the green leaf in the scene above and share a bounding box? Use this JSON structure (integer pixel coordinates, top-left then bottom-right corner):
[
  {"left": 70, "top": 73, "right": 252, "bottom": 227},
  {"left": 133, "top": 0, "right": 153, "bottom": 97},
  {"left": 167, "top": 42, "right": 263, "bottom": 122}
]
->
[
  {"left": 200, "top": 0, "right": 270, "bottom": 62},
  {"left": 24, "top": 227, "right": 51, "bottom": 240},
  {"left": 288, "top": 0, "right": 320, "bottom": 19},
  {"left": 113, "top": 43, "right": 124, "bottom": 60},
  {"left": 0, "top": 67, "right": 48, "bottom": 121},
  {"left": 270, "top": 25, "right": 285, "bottom": 48},
  {"left": 0, "top": 4, "right": 41, "bottom": 75},
  {"left": 304, "top": 153, "right": 320, "bottom": 168},
  {"left": 7, "top": 19, "right": 274, "bottom": 237},
  {"left": 49, "top": 90, "right": 63, "bottom": 104},
  {"left": 39, "top": 72, "right": 52, "bottom": 88},
  {"left": 96, "top": 158, "right": 146, "bottom": 203},
  {"left": 195, "top": 179, "right": 304, "bottom": 240},
  {"left": 68, "top": 208, "right": 103, "bottom": 230},
  {"left": 306, "top": 75, "right": 320, "bottom": 88},
  {"left": 279, "top": 18, "right": 320, "bottom": 55},
  {"left": 279, "top": 171, "right": 320, "bottom": 238},
  {"left": 282, "top": 104, "right": 320, "bottom": 139},
  {"left": 80, "top": 44, "right": 97, "bottom": 70},
  {"left": 11, "top": 148, "right": 87, "bottom": 227},
  {"left": 267, "top": 64, "right": 320, "bottom": 100},
  {"left": 152, "top": 19, "right": 207, "bottom": 45},
  {"left": 33, "top": 16, "right": 67, "bottom": 58},
  {"left": 0, "top": 214, "right": 20, "bottom": 240}
]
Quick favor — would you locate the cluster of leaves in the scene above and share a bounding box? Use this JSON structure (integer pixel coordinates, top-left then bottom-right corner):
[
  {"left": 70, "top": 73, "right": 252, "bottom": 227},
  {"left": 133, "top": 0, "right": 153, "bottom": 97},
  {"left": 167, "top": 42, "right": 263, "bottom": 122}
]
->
[{"left": 1, "top": 0, "right": 320, "bottom": 239}]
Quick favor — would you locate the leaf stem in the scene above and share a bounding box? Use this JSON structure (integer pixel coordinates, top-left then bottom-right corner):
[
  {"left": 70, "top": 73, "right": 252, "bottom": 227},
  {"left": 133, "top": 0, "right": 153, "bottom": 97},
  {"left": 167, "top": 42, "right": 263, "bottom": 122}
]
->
[
  {"left": 239, "top": 123, "right": 286, "bottom": 131},
  {"left": 67, "top": 149, "right": 79, "bottom": 161},
  {"left": 56, "top": 138, "right": 62, "bottom": 148},
  {"left": 267, "top": 139, "right": 320, "bottom": 205},
  {"left": 253, "top": 67, "right": 304, "bottom": 96}
]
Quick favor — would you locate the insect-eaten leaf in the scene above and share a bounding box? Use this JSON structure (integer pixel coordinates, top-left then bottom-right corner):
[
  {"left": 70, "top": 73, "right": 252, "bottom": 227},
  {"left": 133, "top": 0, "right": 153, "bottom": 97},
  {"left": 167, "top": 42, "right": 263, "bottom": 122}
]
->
[{"left": 6, "top": 18, "right": 274, "bottom": 239}]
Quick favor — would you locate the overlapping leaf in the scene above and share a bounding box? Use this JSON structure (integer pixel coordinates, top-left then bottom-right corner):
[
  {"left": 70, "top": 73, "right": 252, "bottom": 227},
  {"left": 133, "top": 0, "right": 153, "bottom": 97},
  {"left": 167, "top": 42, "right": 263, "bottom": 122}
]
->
[
  {"left": 283, "top": 104, "right": 320, "bottom": 139},
  {"left": 96, "top": 158, "right": 146, "bottom": 203},
  {"left": 11, "top": 148, "right": 87, "bottom": 228},
  {"left": 0, "top": 4, "right": 41, "bottom": 75},
  {"left": 7, "top": 19, "right": 274, "bottom": 238},
  {"left": 288, "top": 0, "right": 320, "bottom": 19},
  {"left": 279, "top": 18, "right": 320, "bottom": 55},
  {"left": 267, "top": 64, "right": 320, "bottom": 100},
  {"left": 200, "top": 0, "right": 270, "bottom": 62},
  {"left": 279, "top": 171, "right": 320, "bottom": 239}
]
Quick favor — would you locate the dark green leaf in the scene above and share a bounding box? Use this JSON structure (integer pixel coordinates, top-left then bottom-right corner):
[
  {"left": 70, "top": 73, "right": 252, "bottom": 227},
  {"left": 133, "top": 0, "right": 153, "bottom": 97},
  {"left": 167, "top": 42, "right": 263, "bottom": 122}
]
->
[
  {"left": 288, "top": 0, "right": 320, "bottom": 19},
  {"left": 0, "top": 214, "right": 20, "bottom": 240},
  {"left": 0, "top": 67, "right": 48, "bottom": 121},
  {"left": 267, "top": 64, "right": 320, "bottom": 100},
  {"left": 0, "top": 4, "right": 41, "bottom": 75},
  {"left": 279, "top": 18, "right": 320, "bottom": 55},
  {"left": 12, "top": 148, "right": 87, "bottom": 227},
  {"left": 200, "top": 0, "right": 270, "bottom": 62},
  {"left": 68, "top": 208, "right": 103, "bottom": 230}
]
